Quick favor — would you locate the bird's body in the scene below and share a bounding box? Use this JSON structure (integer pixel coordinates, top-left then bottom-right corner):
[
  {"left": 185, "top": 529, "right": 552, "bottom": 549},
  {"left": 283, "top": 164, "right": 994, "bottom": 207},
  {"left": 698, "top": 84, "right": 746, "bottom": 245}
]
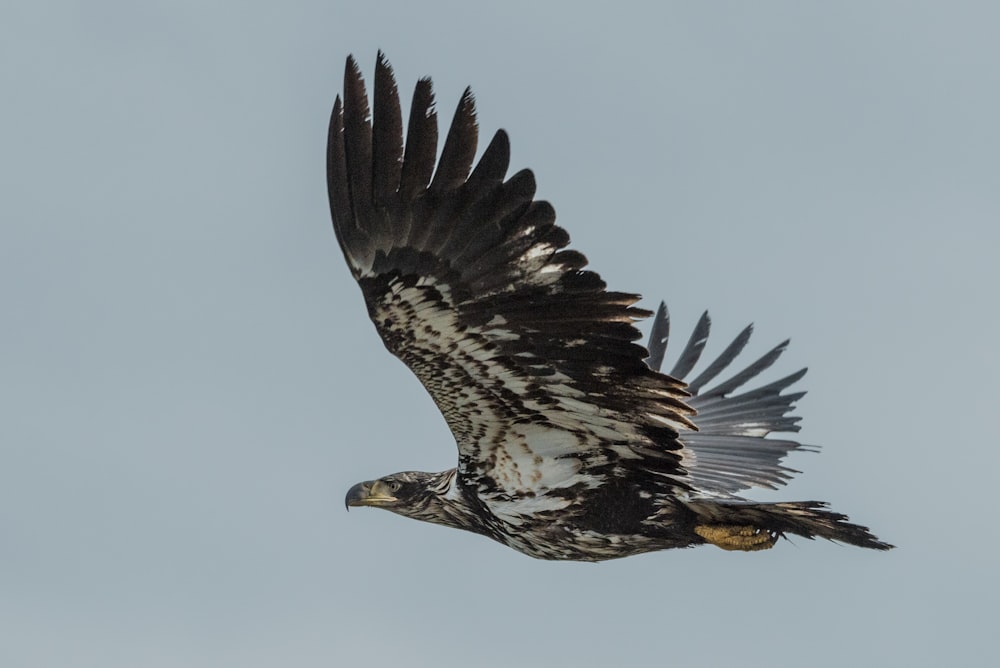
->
[{"left": 330, "top": 53, "right": 891, "bottom": 561}]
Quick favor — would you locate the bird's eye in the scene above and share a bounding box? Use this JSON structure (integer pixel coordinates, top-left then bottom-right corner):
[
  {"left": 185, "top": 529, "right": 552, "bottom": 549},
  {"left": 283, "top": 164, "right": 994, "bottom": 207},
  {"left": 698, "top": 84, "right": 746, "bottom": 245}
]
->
[{"left": 388, "top": 481, "right": 401, "bottom": 492}]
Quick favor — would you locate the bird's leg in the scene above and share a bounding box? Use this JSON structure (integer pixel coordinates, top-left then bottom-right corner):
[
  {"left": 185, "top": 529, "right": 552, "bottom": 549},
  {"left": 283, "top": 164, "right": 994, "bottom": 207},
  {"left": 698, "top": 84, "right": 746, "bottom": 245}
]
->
[{"left": 694, "top": 524, "right": 778, "bottom": 551}]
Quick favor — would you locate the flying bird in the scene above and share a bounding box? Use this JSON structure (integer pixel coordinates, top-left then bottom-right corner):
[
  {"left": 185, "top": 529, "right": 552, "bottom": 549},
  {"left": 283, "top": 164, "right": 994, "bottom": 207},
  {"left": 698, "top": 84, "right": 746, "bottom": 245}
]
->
[{"left": 330, "top": 53, "right": 891, "bottom": 560}]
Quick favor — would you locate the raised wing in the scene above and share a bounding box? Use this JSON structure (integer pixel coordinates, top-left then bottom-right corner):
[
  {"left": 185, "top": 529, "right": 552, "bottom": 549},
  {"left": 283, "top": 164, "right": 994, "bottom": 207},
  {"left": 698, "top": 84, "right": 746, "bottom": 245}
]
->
[
  {"left": 645, "top": 304, "right": 811, "bottom": 496},
  {"left": 327, "top": 54, "right": 697, "bottom": 513}
]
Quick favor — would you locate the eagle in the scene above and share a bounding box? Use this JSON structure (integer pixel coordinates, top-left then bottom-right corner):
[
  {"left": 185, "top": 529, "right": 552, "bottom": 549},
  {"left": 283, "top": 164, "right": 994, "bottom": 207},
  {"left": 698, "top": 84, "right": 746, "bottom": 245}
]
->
[{"left": 331, "top": 53, "right": 891, "bottom": 560}]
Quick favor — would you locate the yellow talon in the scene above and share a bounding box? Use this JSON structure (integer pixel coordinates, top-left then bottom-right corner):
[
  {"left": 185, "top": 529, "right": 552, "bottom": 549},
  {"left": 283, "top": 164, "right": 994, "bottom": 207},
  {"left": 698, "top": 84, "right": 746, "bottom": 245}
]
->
[{"left": 695, "top": 524, "right": 778, "bottom": 552}]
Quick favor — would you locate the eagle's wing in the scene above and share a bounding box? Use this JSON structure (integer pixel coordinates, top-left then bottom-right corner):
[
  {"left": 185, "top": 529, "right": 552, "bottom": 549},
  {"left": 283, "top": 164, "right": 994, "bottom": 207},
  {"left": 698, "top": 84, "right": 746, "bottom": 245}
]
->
[
  {"left": 644, "top": 304, "right": 811, "bottom": 496},
  {"left": 328, "top": 54, "right": 696, "bottom": 516}
]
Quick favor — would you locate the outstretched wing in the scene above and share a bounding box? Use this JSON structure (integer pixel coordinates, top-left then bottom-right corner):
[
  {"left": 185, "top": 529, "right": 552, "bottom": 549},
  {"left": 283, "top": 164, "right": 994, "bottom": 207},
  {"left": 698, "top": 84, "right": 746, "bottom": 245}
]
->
[
  {"left": 327, "top": 54, "right": 696, "bottom": 514},
  {"left": 644, "top": 303, "right": 811, "bottom": 497}
]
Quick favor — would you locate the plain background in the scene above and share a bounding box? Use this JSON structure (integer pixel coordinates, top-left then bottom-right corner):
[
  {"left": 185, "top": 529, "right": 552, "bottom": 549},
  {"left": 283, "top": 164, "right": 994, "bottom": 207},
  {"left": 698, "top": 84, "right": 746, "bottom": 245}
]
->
[{"left": 3, "top": 2, "right": 998, "bottom": 666}]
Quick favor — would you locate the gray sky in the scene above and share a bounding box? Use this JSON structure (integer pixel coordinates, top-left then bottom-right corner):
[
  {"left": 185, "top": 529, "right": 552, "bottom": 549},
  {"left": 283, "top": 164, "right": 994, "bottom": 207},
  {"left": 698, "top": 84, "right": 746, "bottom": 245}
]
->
[{"left": 3, "top": 1, "right": 998, "bottom": 666}]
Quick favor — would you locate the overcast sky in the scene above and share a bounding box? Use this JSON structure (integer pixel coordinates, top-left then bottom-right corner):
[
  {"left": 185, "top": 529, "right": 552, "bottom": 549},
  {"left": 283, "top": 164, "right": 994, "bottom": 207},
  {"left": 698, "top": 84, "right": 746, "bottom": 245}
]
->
[{"left": 3, "top": 2, "right": 998, "bottom": 667}]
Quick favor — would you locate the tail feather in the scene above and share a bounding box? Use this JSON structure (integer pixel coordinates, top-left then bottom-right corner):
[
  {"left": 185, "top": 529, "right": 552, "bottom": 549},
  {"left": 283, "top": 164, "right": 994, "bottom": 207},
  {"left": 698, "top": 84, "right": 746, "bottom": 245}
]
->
[{"left": 686, "top": 499, "right": 894, "bottom": 551}]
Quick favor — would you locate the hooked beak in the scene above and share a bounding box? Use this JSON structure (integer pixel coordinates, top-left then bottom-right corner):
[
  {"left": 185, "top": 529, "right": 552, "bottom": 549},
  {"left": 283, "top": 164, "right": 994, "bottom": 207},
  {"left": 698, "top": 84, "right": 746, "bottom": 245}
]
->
[{"left": 345, "top": 479, "right": 397, "bottom": 510}]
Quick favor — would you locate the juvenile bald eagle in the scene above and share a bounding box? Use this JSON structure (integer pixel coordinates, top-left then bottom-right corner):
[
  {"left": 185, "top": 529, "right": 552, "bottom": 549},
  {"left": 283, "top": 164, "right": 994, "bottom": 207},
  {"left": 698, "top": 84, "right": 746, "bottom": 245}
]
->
[{"left": 331, "top": 53, "right": 891, "bottom": 560}]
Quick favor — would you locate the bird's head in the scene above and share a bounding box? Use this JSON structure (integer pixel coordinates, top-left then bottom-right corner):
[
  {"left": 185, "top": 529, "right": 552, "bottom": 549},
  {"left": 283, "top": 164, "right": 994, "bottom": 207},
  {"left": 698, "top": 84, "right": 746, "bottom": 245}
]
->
[
  {"left": 345, "top": 471, "right": 440, "bottom": 513},
  {"left": 345, "top": 468, "right": 490, "bottom": 535}
]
